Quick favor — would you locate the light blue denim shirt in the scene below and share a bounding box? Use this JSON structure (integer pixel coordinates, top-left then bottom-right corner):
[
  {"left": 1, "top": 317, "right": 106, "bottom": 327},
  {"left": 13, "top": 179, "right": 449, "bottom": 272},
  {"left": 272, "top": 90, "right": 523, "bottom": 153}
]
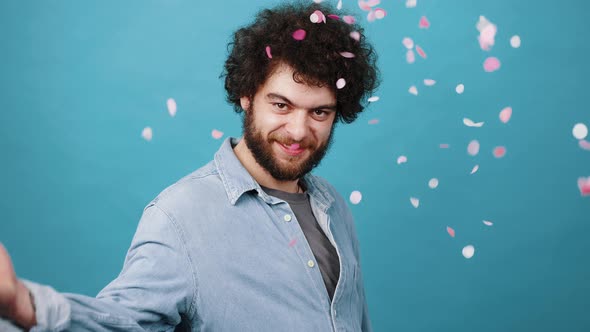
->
[{"left": 20, "top": 137, "right": 371, "bottom": 332}]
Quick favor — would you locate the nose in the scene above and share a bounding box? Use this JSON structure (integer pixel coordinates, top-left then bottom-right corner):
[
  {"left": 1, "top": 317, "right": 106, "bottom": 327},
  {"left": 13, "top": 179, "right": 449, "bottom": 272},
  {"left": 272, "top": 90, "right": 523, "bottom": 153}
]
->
[{"left": 284, "top": 110, "right": 310, "bottom": 142}]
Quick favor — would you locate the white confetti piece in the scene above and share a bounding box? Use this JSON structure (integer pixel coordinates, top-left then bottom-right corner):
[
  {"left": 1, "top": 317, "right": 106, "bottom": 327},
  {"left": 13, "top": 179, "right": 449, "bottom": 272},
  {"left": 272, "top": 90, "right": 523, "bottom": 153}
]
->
[
  {"left": 211, "top": 129, "right": 224, "bottom": 139},
  {"left": 402, "top": 37, "right": 414, "bottom": 49},
  {"left": 470, "top": 165, "right": 479, "bottom": 174},
  {"left": 310, "top": 12, "right": 320, "bottom": 23},
  {"left": 483, "top": 220, "right": 493, "bottom": 226},
  {"left": 462, "top": 245, "right": 475, "bottom": 259},
  {"left": 397, "top": 155, "right": 407, "bottom": 164},
  {"left": 340, "top": 51, "right": 355, "bottom": 58},
  {"left": 406, "top": 49, "right": 415, "bottom": 64},
  {"left": 423, "top": 79, "right": 436, "bottom": 86},
  {"left": 350, "top": 31, "right": 361, "bottom": 41},
  {"left": 374, "top": 8, "right": 386, "bottom": 19},
  {"left": 166, "top": 98, "right": 177, "bottom": 117},
  {"left": 428, "top": 178, "right": 439, "bottom": 189},
  {"left": 456, "top": 84, "right": 465, "bottom": 94},
  {"left": 406, "top": 0, "right": 417, "bottom": 8},
  {"left": 141, "top": 127, "right": 153, "bottom": 141},
  {"left": 463, "top": 118, "right": 484, "bottom": 127},
  {"left": 477, "top": 16, "right": 497, "bottom": 51},
  {"left": 408, "top": 85, "right": 418, "bottom": 95},
  {"left": 367, "top": 96, "right": 380, "bottom": 102},
  {"left": 337, "top": 0, "right": 343, "bottom": 10},
  {"left": 573, "top": 123, "right": 588, "bottom": 140},
  {"left": 510, "top": 35, "right": 521, "bottom": 48},
  {"left": 336, "top": 78, "right": 346, "bottom": 89},
  {"left": 350, "top": 191, "right": 362, "bottom": 204},
  {"left": 410, "top": 197, "right": 419, "bottom": 208},
  {"left": 467, "top": 140, "right": 480, "bottom": 156}
]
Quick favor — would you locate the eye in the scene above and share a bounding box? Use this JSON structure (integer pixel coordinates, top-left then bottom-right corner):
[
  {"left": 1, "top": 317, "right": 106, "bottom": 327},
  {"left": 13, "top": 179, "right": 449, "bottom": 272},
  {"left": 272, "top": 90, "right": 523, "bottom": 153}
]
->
[
  {"left": 312, "top": 109, "right": 331, "bottom": 120},
  {"left": 273, "top": 103, "right": 288, "bottom": 110}
]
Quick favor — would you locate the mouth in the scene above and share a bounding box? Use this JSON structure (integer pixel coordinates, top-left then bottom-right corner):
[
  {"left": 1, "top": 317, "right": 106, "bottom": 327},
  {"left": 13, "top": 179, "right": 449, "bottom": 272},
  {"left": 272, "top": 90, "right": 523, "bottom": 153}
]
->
[{"left": 276, "top": 141, "right": 306, "bottom": 156}]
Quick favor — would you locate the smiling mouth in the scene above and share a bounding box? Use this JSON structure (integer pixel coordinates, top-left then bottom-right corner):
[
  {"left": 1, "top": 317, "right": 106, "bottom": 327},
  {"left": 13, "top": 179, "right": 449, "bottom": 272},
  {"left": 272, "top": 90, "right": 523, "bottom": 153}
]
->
[{"left": 277, "top": 142, "right": 305, "bottom": 156}]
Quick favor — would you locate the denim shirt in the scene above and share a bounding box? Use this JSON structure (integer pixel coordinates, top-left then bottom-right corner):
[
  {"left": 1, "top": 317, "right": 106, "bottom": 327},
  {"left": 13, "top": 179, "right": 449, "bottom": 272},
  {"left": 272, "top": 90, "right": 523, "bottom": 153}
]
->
[{"left": 22, "top": 137, "right": 371, "bottom": 332}]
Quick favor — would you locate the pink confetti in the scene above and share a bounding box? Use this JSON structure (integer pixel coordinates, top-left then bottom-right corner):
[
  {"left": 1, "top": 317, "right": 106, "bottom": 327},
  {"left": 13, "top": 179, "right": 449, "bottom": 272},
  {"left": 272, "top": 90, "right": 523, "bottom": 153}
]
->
[
  {"left": 467, "top": 140, "right": 480, "bottom": 156},
  {"left": 408, "top": 85, "right": 418, "bottom": 95},
  {"left": 212, "top": 129, "right": 224, "bottom": 139},
  {"left": 423, "top": 79, "right": 436, "bottom": 86},
  {"left": 350, "top": 31, "right": 361, "bottom": 41},
  {"left": 483, "top": 57, "right": 501, "bottom": 72},
  {"left": 374, "top": 8, "right": 386, "bottom": 19},
  {"left": 463, "top": 118, "right": 484, "bottom": 127},
  {"left": 462, "top": 245, "right": 475, "bottom": 259},
  {"left": 406, "top": 50, "right": 415, "bottom": 64},
  {"left": 447, "top": 226, "right": 455, "bottom": 238},
  {"left": 419, "top": 16, "right": 430, "bottom": 29},
  {"left": 470, "top": 165, "right": 479, "bottom": 174},
  {"left": 439, "top": 143, "right": 450, "bottom": 149},
  {"left": 141, "top": 127, "right": 153, "bottom": 141},
  {"left": 167, "top": 98, "right": 177, "bottom": 117},
  {"left": 483, "top": 220, "right": 493, "bottom": 226},
  {"left": 310, "top": 10, "right": 326, "bottom": 24},
  {"left": 367, "top": 10, "right": 376, "bottom": 22},
  {"left": 342, "top": 15, "right": 356, "bottom": 24},
  {"left": 415, "top": 45, "right": 427, "bottom": 58},
  {"left": 340, "top": 51, "right": 355, "bottom": 58},
  {"left": 292, "top": 29, "right": 306, "bottom": 41},
  {"left": 327, "top": 14, "right": 340, "bottom": 20},
  {"left": 358, "top": 0, "right": 372, "bottom": 11},
  {"left": 336, "top": 78, "right": 346, "bottom": 89},
  {"left": 578, "top": 177, "right": 590, "bottom": 196},
  {"left": 350, "top": 191, "right": 362, "bottom": 204},
  {"left": 579, "top": 140, "right": 590, "bottom": 151},
  {"left": 499, "top": 106, "right": 512, "bottom": 123},
  {"left": 402, "top": 37, "right": 414, "bottom": 49},
  {"left": 493, "top": 146, "right": 506, "bottom": 158},
  {"left": 368, "top": 119, "right": 380, "bottom": 125},
  {"left": 397, "top": 155, "right": 407, "bottom": 164},
  {"left": 265, "top": 45, "right": 272, "bottom": 59},
  {"left": 410, "top": 197, "right": 420, "bottom": 208},
  {"left": 477, "top": 16, "right": 497, "bottom": 51},
  {"left": 288, "top": 238, "right": 297, "bottom": 247}
]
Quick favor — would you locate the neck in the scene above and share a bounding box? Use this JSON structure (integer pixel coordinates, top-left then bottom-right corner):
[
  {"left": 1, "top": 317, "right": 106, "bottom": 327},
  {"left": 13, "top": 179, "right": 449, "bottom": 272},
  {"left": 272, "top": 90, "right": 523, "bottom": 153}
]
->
[{"left": 234, "top": 138, "right": 301, "bottom": 193}]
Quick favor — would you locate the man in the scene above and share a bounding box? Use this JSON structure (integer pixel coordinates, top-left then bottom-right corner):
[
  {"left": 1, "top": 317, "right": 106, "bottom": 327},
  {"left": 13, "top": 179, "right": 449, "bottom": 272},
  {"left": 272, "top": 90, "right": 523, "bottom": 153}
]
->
[{"left": 0, "top": 1, "right": 378, "bottom": 331}]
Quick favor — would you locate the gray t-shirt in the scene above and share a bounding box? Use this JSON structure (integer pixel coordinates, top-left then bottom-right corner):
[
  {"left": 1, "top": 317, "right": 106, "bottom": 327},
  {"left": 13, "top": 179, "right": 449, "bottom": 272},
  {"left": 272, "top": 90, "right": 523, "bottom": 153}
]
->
[{"left": 261, "top": 186, "right": 341, "bottom": 301}]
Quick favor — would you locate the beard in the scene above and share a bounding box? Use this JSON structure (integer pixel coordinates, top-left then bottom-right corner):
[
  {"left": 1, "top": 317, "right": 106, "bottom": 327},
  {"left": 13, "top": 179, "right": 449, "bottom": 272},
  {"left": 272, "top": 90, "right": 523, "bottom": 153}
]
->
[{"left": 242, "top": 107, "right": 335, "bottom": 182}]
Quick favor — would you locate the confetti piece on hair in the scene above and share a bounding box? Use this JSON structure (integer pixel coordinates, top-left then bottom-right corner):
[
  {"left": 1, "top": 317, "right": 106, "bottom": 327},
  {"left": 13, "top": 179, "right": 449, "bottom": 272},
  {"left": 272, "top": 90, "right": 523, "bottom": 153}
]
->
[
  {"left": 342, "top": 15, "right": 356, "bottom": 24},
  {"left": 578, "top": 177, "right": 590, "bottom": 196},
  {"left": 579, "top": 140, "right": 590, "bottom": 151},
  {"left": 470, "top": 165, "right": 479, "bottom": 174},
  {"left": 141, "top": 127, "right": 153, "bottom": 141},
  {"left": 406, "top": 50, "right": 415, "bottom": 64},
  {"left": 340, "top": 51, "right": 355, "bottom": 58},
  {"left": 310, "top": 10, "right": 326, "bottom": 24},
  {"left": 368, "top": 96, "right": 379, "bottom": 102},
  {"left": 288, "top": 238, "right": 297, "bottom": 247},
  {"left": 292, "top": 29, "right": 306, "bottom": 41},
  {"left": 499, "top": 107, "right": 512, "bottom": 123},
  {"left": 337, "top": 0, "right": 343, "bottom": 10},
  {"left": 397, "top": 155, "right": 407, "bottom": 164},
  {"left": 447, "top": 226, "right": 455, "bottom": 238},
  {"left": 573, "top": 123, "right": 588, "bottom": 140},
  {"left": 493, "top": 146, "right": 506, "bottom": 158},
  {"left": 456, "top": 84, "right": 465, "bottom": 94},
  {"left": 350, "top": 191, "right": 362, "bottom": 204},
  {"left": 440, "top": 143, "right": 450, "bottom": 149},
  {"left": 477, "top": 16, "right": 497, "bottom": 51},
  {"left": 402, "top": 37, "right": 414, "bottom": 49},
  {"left": 467, "top": 140, "right": 480, "bottom": 156},
  {"left": 374, "top": 8, "right": 386, "bottom": 19},
  {"left": 419, "top": 16, "right": 430, "bottom": 29},
  {"left": 462, "top": 245, "right": 475, "bottom": 259},
  {"left": 429, "top": 178, "right": 439, "bottom": 189},
  {"left": 424, "top": 79, "right": 436, "bottom": 86},
  {"left": 406, "top": 0, "right": 417, "bottom": 8},
  {"left": 336, "top": 78, "right": 346, "bottom": 89},
  {"left": 212, "top": 129, "right": 224, "bottom": 139},
  {"left": 328, "top": 14, "right": 340, "bottom": 20},
  {"left": 483, "top": 57, "right": 501, "bottom": 72},
  {"left": 350, "top": 31, "right": 361, "bottom": 41},
  {"left": 463, "top": 118, "right": 484, "bottom": 127},
  {"left": 483, "top": 220, "right": 493, "bottom": 226},
  {"left": 415, "top": 45, "right": 427, "bottom": 58},
  {"left": 510, "top": 35, "right": 521, "bottom": 48},
  {"left": 409, "top": 85, "right": 418, "bottom": 95},
  {"left": 265, "top": 46, "right": 272, "bottom": 59},
  {"left": 368, "top": 119, "right": 379, "bottom": 125},
  {"left": 410, "top": 197, "right": 420, "bottom": 208},
  {"left": 167, "top": 98, "right": 177, "bottom": 117}
]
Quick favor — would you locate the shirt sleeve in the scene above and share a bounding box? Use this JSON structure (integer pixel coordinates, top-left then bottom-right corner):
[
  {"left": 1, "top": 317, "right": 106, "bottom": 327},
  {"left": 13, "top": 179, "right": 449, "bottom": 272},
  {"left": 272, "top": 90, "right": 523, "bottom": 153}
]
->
[{"left": 25, "top": 202, "right": 197, "bottom": 332}]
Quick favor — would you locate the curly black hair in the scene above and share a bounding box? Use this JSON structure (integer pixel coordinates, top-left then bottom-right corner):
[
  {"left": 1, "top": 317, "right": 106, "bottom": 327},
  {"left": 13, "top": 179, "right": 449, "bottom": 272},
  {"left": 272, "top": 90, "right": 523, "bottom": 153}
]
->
[{"left": 222, "top": 1, "right": 380, "bottom": 124}]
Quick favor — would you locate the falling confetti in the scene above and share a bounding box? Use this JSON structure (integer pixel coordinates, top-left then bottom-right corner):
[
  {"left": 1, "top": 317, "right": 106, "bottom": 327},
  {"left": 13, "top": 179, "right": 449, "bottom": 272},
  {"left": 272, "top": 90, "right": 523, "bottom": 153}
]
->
[
  {"left": 406, "top": 0, "right": 417, "bottom": 8},
  {"left": 467, "top": 140, "right": 480, "bottom": 156},
  {"left": 424, "top": 79, "right": 436, "bottom": 86},
  {"left": 167, "top": 98, "right": 177, "bottom": 117},
  {"left": 350, "top": 190, "right": 362, "bottom": 204},
  {"left": 493, "top": 146, "right": 506, "bottom": 158},
  {"left": 374, "top": 8, "right": 386, "bottom": 20},
  {"left": 499, "top": 107, "right": 512, "bottom": 123},
  {"left": 578, "top": 177, "right": 590, "bottom": 196},
  {"left": 406, "top": 50, "right": 416, "bottom": 64},
  {"left": 456, "top": 84, "right": 465, "bottom": 94},
  {"left": 477, "top": 16, "right": 497, "bottom": 51},
  {"left": 409, "top": 85, "right": 418, "bottom": 95},
  {"left": 419, "top": 16, "right": 430, "bottom": 29},
  {"left": 579, "top": 140, "right": 590, "bottom": 151},
  {"left": 141, "top": 127, "right": 153, "bottom": 141},
  {"left": 510, "top": 35, "right": 521, "bottom": 48},
  {"left": 288, "top": 238, "right": 297, "bottom": 247},
  {"left": 212, "top": 129, "right": 224, "bottom": 139},
  {"left": 292, "top": 29, "right": 306, "bottom": 41},
  {"left": 402, "top": 37, "right": 414, "bottom": 49},
  {"left": 440, "top": 143, "right": 450, "bottom": 149},
  {"left": 483, "top": 57, "right": 501, "bottom": 72},
  {"left": 447, "top": 226, "right": 455, "bottom": 238},
  {"left": 265, "top": 46, "right": 272, "bottom": 59},
  {"left": 367, "top": 10, "right": 376, "bottom": 22},
  {"left": 350, "top": 31, "right": 361, "bottom": 41},
  {"left": 410, "top": 197, "right": 420, "bottom": 208},
  {"left": 342, "top": 15, "right": 356, "bottom": 24},
  {"left": 428, "top": 178, "right": 439, "bottom": 189},
  {"left": 368, "top": 96, "right": 380, "bottom": 102},
  {"left": 415, "top": 45, "right": 427, "bottom": 58},
  {"left": 463, "top": 118, "right": 484, "bottom": 127},
  {"left": 336, "top": 78, "right": 346, "bottom": 89},
  {"left": 368, "top": 119, "right": 380, "bottom": 125},
  {"left": 337, "top": 0, "right": 343, "bottom": 10},
  {"left": 483, "top": 220, "right": 493, "bottom": 226},
  {"left": 340, "top": 51, "right": 355, "bottom": 58},
  {"left": 470, "top": 165, "right": 479, "bottom": 174},
  {"left": 397, "top": 155, "right": 408, "bottom": 164},
  {"left": 462, "top": 245, "right": 475, "bottom": 259},
  {"left": 573, "top": 123, "right": 588, "bottom": 140}
]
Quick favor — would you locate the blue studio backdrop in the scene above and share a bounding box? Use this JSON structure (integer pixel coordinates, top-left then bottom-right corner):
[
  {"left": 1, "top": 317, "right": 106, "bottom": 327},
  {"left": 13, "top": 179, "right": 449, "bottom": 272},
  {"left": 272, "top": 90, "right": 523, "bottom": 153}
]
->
[{"left": 1, "top": 0, "right": 589, "bottom": 331}]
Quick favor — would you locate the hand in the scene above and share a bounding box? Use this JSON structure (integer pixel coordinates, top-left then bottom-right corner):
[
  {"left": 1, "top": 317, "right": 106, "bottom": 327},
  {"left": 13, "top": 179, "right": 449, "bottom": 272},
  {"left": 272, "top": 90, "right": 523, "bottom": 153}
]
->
[{"left": 0, "top": 243, "right": 36, "bottom": 329}]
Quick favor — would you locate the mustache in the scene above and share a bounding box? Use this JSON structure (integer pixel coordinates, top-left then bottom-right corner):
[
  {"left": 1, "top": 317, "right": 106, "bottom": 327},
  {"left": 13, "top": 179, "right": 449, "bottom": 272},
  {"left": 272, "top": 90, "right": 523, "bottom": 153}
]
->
[{"left": 269, "top": 133, "right": 314, "bottom": 149}]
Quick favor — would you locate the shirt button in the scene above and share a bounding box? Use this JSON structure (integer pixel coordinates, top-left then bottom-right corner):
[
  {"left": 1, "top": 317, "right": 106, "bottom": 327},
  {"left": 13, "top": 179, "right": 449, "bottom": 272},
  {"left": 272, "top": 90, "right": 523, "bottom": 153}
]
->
[
  {"left": 284, "top": 214, "right": 292, "bottom": 222},
  {"left": 307, "top": 260, "right": 315, "bottom": 268}
]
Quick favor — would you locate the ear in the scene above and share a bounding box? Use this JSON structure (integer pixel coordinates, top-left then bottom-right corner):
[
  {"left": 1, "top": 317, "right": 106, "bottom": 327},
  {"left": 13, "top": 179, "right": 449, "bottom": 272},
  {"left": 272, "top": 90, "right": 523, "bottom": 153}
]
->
[{"left": 240, "top": 96, "right": 251, "bottom": 112}]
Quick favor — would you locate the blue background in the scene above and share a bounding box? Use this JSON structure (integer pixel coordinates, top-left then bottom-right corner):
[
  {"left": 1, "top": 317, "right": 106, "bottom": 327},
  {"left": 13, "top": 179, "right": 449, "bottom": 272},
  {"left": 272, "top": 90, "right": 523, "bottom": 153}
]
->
[{"left": 1, "top": 0, "right": 589, "bottom": 331}]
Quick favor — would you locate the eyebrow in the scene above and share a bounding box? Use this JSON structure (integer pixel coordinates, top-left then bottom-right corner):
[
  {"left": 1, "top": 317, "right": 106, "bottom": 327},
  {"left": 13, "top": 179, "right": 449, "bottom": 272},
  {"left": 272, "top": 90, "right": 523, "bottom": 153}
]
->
[{"left": 266, "top": 93, "right": 337, "bottom": 111}]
